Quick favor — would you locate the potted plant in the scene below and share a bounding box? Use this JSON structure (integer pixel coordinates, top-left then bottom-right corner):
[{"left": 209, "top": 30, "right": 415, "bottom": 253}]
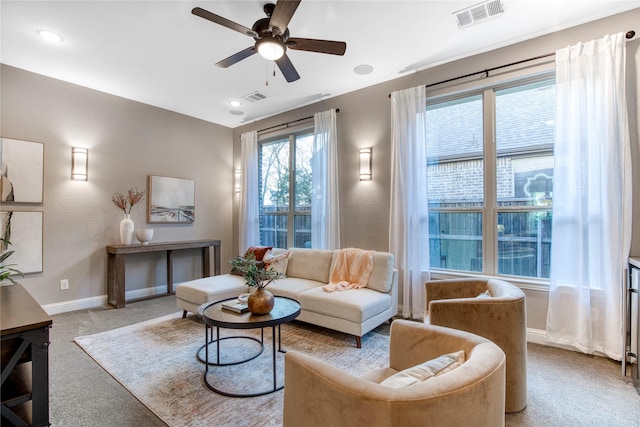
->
[
  {"left": 230, "top": 252, "right": 282, "bottom": 315},
  {"left": 1, "top": 237, "right": 23, "bottom": 285}
]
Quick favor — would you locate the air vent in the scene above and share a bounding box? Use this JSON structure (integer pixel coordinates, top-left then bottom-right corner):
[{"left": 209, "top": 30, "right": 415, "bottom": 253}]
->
[
  {"left": 241, "top": 91, "right": 268, "bottom": 103},
  {"left": 454, "top": 0, "right": 504, "bottom": 29}
]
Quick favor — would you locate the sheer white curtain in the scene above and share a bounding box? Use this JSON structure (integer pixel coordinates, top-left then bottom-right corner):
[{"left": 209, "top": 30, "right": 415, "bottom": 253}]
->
[
  {"left": 311, "top": 109, "right": 340, "bottom": 249},
  {"left": 390, "top": 86, "right": 430, "bottom": 319},
  {"left": 239, "top": 130, "right": 260, "bottom": 253},
  {"left": 546, "top": 33, "right": 631, "bottom": 360}
]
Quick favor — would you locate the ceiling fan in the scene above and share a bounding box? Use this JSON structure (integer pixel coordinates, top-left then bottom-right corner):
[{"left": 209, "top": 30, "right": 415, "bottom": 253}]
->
[{"left": 192, "top": 0, "right": 347, "bottom": 83}]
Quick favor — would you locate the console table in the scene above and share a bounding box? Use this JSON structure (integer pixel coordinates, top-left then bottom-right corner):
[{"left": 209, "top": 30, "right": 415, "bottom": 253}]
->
[
  {"left": 1, "top": 283, "right": 52, "bottom": 427},
  {"left": 106, "top": 239, "right": 221, "bottom": 309}
]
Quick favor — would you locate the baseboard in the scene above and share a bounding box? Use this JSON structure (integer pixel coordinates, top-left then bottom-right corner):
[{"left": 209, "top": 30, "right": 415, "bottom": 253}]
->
[
  {"left": 43, "top": 295, "right": 108, "bottom": 315},
  {"left": 42, "top": 283, "right": 184, "bottom": 315},
  {"left": 526, "top": 327, "right": 547, "bottom": 345}
]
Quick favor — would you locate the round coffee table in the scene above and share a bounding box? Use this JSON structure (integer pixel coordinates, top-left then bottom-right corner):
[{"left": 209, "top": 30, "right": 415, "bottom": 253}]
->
[{"left": 199, "top": 296, "right": 301, "bottom": 398}]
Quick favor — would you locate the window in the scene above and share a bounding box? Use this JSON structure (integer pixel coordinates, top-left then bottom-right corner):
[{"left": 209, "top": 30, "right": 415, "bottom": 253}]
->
[
  {"left": 259, "top": 130, "right": 314, "bottom": 248},
  {"left": 426, "top": 77, "right": 555, "bottom": 279}
]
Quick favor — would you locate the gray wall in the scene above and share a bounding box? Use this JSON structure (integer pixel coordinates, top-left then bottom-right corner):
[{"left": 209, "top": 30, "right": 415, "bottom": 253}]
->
[
  {"left": 1, "top": 65, "right": 235, "bottom": 309},
  {"left": 233, "top": 9, "right": 640, "bottom": 331}
]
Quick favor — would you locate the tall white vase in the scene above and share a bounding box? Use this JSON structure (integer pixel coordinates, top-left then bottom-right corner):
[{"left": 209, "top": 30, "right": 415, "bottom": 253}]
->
[{"left": 120, "top": 214, "right": 134, "bottom": 245}]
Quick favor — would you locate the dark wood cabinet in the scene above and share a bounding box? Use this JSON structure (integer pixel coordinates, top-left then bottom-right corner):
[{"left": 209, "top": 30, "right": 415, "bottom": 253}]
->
[{"left": 1, "top": 284, "right": 52, "bottom": 426}]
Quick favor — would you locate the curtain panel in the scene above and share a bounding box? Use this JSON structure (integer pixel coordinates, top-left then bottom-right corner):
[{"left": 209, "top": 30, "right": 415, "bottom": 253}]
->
[
  {"left": 389, "top": 86, "right": 430, "bottom": 319},
  {"left": 239, "top": 130, "right": 260, "bottom": 254},
  {"left": 546, "top": 33, "right": 631, "bottom": 360},
  {"left": 311, "top": 109, "right": 340, "bottom": 249}
]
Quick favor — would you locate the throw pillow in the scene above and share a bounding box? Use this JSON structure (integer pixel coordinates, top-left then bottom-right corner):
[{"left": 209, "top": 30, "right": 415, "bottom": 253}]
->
[
  {"left": 476, "top": 289, "right": 492, "bottom": 298},
  {"left": 245, "top": 246, "right": 273, "bottom": 261},
  {"left": 380, "top": 350, "right": 465, "bottom": 388},
  {"left": 263, "top": 248, "right": 290, "bottom": 276}
]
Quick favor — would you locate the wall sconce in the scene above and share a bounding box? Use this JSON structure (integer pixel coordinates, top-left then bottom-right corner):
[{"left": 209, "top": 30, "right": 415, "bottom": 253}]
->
[
  {"left": 234, "top": 169, "right": 242, "bottom": 194},
  {"left": 359, "top": 147, "right": 372, "bottom": 181},
  {"left": 71, "top": 147, "right": 88, "bottom": 181}
]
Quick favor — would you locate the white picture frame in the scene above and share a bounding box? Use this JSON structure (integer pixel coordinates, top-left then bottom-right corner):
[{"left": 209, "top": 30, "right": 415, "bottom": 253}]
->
[
  {"left": 1, "top": 211, "right": 44, "bottom": 274},
  {"left": 1, "top": 138, "right": 45, "bottom": 204},
  {"left": 147, "top": 175, "right": 195, "bottom": 224}
]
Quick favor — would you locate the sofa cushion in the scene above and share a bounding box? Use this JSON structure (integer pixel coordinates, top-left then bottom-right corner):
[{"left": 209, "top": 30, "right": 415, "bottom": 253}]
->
[
  {"left": 366, "top": 252, "right": 395, "bottom": 293},
  {"left": 175, "top": 274, "right": 246, "bottom": 305},
  {"left": 268, "top": 277, "right": 322, "bottom": 300},
  {"left": 298, "top": 286, "right": 391, "bottom": 323},
  {"left": 380, "top": 350, "right": 465, "bottom": 388},
  {"left": 286, "top": 248, "right": 334, "bottom": 283}
]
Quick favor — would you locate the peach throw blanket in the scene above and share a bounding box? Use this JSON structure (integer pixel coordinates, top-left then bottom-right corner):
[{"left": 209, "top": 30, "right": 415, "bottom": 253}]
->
[{"left": 322, "top": 248, "right": 375, "bottom": 292}]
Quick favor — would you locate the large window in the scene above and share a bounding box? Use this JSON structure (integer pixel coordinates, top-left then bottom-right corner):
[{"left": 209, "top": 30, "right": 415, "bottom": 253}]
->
[
  {"left": 426, "top": 77, "right": 555, "bottom": 279},
  {"left": 259, "top": 130, "right": 314, "bottom": 248}
]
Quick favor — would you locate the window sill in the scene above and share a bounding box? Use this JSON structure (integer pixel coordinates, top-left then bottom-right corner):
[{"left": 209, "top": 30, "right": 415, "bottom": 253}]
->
[{"left": 429, "top": 269, "right": 550, "bottom": 292}]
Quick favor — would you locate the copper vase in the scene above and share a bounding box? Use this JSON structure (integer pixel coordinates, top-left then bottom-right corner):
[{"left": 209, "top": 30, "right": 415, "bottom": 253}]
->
[{"left": 247, "top": 288, "right": 275, "bottom": 315}]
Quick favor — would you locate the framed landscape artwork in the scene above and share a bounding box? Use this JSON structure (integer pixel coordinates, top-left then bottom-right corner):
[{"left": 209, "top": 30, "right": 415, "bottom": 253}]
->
[
  {"left": 1, "top": 138, "right": 44, "bottom": 204},
  {"left": 1, "top": 211, "right": 44, "bottom": 274},
  {"left": 148, "top": 175, "right": 195, "bottom": 224}
]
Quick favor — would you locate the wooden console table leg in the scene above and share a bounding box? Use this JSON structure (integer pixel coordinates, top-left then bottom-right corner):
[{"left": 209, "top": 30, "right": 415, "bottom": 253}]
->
[
  {"left": 203, "top": 247, "right": 211, "bottom": 277},
  {"left": 167, "top": 250, "right": 174, "bottom": 294},
  {"left": 214, "top": 244, "right": 221, "bottom": 275},
  {"left": 107, "top": 253, "right": 126, "bottom": 308}
]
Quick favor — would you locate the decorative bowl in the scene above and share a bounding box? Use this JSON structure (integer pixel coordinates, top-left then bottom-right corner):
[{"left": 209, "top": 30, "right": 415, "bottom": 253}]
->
[
  {"left": 135, "top": 228, "right": 154, "bottom": 245},
  {"left": 238, "top": 292, "right": 250, "bottom": 304}
]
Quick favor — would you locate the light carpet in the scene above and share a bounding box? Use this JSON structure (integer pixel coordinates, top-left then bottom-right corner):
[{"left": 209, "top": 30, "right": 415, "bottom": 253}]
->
[
  {"left": 75, "top": 312, "right": 640, "bottom": 427},
  {"left": 74, "top": 312, "right": 391, "bottom": 427}
]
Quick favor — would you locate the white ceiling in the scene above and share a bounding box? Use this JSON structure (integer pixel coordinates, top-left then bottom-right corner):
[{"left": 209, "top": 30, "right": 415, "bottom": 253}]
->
[{"left": 1, "top": 1, "right": 638, "bottom": 128}]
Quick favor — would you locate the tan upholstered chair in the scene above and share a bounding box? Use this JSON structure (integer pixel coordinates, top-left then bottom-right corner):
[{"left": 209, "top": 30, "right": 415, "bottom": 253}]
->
[
  {"left": 425, "top": 278, "right": 527, "bottom": 413},
  {"left": 283, "top": 320, "right": 506, "bottom": 427}
]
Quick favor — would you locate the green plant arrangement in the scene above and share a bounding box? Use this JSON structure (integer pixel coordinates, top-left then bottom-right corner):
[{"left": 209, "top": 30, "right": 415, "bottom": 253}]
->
[
  {"left": 230, "top": 252, "right": 283, "bottom": 315},
  {"left": 0, "top": 237, "right": 23, "bottom": 285},
  {"left": 229, "top": 252, "right": 282, "bottom": 289}
]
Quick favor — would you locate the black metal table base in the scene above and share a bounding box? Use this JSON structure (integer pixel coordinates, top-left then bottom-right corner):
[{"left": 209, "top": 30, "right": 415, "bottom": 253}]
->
[
  {"left": 197, "top": 327, "right": 264, "bottom": 366},
  {"left": 202, "top": 324, "right": 286, "bottom": 398}
]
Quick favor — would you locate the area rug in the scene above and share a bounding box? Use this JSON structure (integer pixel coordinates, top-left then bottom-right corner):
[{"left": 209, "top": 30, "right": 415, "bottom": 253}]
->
[{"left": 74, "top": 312, "right": 390, "bottom": 427}]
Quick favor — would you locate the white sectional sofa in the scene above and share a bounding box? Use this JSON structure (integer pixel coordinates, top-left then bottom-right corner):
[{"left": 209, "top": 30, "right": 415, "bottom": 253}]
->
[{"left": 176, "top": 248, "right": 398, "bottom": 348}]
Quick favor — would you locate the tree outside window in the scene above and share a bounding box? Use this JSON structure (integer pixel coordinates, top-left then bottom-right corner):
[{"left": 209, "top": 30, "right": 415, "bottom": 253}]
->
[{"left": 259, "top": 131, "right": 313, "bottom": 248}]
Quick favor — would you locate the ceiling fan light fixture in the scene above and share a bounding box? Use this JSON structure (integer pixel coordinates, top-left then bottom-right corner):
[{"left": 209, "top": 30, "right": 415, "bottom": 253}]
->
[{"left": 256, "top": 37, "right": 285, "bottom": 61}]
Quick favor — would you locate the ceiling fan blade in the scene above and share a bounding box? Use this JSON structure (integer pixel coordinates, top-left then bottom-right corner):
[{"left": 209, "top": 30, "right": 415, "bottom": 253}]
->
[
  {"left": 269, "top": 0, "right": 301, "bottom": 35},
  {"left": 192, "top": 7, "right": 257, "bottom": 37},
  {"left": 275, "top": 54, "right": 300, "bottom": 82},
  {"left": 215, "top": 46, "right": 257, "bottom": 68},
  {"left": 287, "top": 38, "right": 346, "bottom": 56}
]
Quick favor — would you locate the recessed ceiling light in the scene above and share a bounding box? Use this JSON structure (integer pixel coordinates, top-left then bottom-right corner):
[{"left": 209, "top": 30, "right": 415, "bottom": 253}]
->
[
  {"left": 229, "top": 100, "right": 241, "bottom": 108},
  {"left": 354, "top": 64, "right": 374, "bottom": 75},
  {"left": 37, "top": 30, "right": 63, "bottom": 43},
  {"left": 229, "top": 110, "right": 244, "bottom": 116}
]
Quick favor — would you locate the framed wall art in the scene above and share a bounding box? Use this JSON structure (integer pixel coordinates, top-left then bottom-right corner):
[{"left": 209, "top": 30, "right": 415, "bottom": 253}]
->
[
  {"left": 1, "top": 138, "right": 44, "bottom": 204},
  {"left": 1, "top": 211, "right": 44, "bottom": 274},
  {"left": 147, "top": 175, "right": 195, "bottom": 224}
]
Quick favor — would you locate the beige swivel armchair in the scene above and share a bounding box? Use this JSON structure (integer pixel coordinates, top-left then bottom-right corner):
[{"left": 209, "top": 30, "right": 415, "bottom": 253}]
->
[
  {"left": 283, "top": 320, "right": 506, "bottom": 427},
  {"left": 425, "top": 278, "right": 527, "bottom": 413}
]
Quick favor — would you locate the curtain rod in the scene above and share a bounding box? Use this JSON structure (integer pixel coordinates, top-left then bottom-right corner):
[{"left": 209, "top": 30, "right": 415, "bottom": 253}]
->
[
  {"left": 256, "top": 108, "right": 340, "bottom": 136},
  {"left": 389, "top": 29, "right": 636, "bottom": 98}
]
